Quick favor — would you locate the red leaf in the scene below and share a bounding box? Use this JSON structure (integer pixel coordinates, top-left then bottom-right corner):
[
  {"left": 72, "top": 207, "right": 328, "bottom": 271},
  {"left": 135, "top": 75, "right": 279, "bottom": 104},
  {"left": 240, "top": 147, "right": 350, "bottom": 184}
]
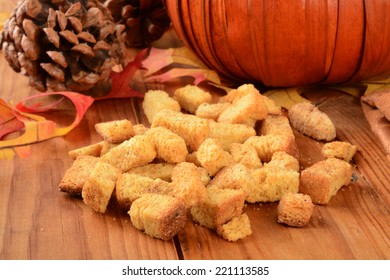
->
[{"left": 0, "top": 98, "right": 25, "bottom": 139}]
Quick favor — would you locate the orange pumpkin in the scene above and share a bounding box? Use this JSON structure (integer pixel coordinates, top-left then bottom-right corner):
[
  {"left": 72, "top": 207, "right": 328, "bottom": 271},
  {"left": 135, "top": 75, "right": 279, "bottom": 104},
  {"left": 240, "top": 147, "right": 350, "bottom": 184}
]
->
[{"left": 164, "top": 0, "right": 390, "bottom": 87}]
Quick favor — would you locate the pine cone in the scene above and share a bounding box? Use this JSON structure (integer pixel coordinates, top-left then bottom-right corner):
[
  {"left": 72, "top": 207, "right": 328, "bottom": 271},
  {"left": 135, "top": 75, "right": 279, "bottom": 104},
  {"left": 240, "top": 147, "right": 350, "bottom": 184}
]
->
[
  {"left": 104, "top": 0, "right": 171, "bottom": 48},
  {"left": 0, "top": 0, "right": 125, "bottom": 97}
]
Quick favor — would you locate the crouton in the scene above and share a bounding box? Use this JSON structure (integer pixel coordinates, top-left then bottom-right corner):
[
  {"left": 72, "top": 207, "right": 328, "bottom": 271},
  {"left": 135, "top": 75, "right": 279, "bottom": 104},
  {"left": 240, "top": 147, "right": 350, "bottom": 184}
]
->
[
  {"left": 195, "top": 102, "right": 231, "bottom": 120},
  {"left": 321, "top": 141, "right": 357, "bottom": 162},
  {"left": 277, "top": 193, "right": 314, "bottom": 227},
  {"left": 230, "top": 143, "right": 262, "bottom": 169},
  {"left": 95, "top": 119, "right": 135, "bottom": 143},
  {"left": 288, "top": 102, "right": 336, "bottom": 141},
  {"left": 265, "top": 151, "right": 300, "bottom": 172},
  {"left": 173, "top": 85, "right": 212, "bottom": 114},
  {"left": 126, "top": 163, "right": 176, "bottom": 181},
  {"left": 129, "top": 193, "right": 187, "bottom": 241},
  {"left": 68, "top": 141, "right": 103, "bottom": 159},
  {"left": 260, "top": 114, "right": 294, "bottom": 137},
  {"left": 216, "top": 213, "right": 252, "bottom": 242},
  {"left": 299, "top": 158, "right": 353, "bottom": 204},
  {"left": 142, "top": 90, "right": 181, "bottom": 124}
]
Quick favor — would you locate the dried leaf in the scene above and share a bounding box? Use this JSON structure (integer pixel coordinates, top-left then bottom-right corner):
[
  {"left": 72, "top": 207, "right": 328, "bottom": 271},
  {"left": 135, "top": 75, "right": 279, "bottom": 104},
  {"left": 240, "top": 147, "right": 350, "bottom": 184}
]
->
[
  {"left": 0, "top": 92, "right": 94, "bottom": 159},
  {"left": 144, "top": 67, "right": 220, "bottom": 85},
  {"left": 0, "top": 98, "right": 24, "bottom": 139},
  {"left": 264, "top": 87, "right": 310, "bottom": 110}
]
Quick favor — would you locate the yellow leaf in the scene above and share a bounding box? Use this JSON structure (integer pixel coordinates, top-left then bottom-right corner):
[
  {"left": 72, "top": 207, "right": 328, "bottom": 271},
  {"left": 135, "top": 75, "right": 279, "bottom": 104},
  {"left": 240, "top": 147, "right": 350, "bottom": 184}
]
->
[{"left": 264, "top": 87, "right": 310, "bottom": 110}]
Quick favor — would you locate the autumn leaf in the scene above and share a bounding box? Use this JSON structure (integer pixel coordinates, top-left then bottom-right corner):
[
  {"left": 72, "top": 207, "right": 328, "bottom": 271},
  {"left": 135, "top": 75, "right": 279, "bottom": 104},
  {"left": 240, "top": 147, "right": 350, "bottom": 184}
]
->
[
  {"left": 264, "top": 87, "right": 311, "bottom": 110},
  {"left": 0, "top": 98, "right": 25, "bottom": 139},
  {"left": 0, "top": 92, "right": 94, "bottom": 160}
]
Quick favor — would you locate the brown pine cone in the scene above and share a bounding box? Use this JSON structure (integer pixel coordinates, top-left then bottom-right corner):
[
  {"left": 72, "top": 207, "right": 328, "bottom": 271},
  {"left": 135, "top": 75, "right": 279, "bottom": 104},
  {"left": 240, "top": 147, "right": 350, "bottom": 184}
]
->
[
  {"left": 0, "top": 0, "right": 125, "bottom": 97},
  {"left": 104, "top": 0, "right": 171, "bottom": 48}
]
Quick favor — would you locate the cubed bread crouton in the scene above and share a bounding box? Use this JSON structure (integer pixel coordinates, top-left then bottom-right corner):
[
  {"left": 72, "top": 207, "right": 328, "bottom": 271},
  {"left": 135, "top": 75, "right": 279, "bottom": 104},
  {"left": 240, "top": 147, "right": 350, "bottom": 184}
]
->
[
  {"left": 68, "top": 141, "right": 103, "bottom": 159},
  {"left": 191, "top": 186, "right": 246, "bottom": 230},
  {"left": 260, "top": 115, "right": 294, "bottom": 137},
  {"left": 173, "top": 85, "right": 212, "bottom": 114},
  {"left": 265, "top": 151, "right": 300, "bottom": 172},
  {"left": 230, "top": 143, "right": 262, "bottom": 169},
  {"left": 195, "top": 102, "right": 231, "bottom": 120},
  {"left": 171, "top": 162, "right": 207, "bottom": 208},
  {"left": 218, "top": 91, "right": 268, "bottom": 126},
  {"left": 216, "top": 213, "right": 252, "bottom": 242},
  {"left": 81, "top": 160, "right": 120, "bottom": 213},
  {"left": 249, "top": 166, "right": 300, "bottom": 203},
  {"left": 299, "top": 158, "right": 353, "bottom": 204},
  {"left": 219, "top": 83, "right": 259, "bottom": 103},
  {"left": 244, "top": 135, "right": 299, "bottom": 162},
  {"left": 277, "top": 193, "right": 314, "bottom": 227},
  {"left": 288, "top": 102, "right": 336, "bottom": 141},
  {"left": 129, "top": 193, "right": 187, "bottom": 241},
  {"left": 209, "top": 121, "right": 256, "bottom": 151},
  {"left": 116, "top": 173, "right": 173, "bottom": 209},
  {"left": 100, "top": 141, "right": 119, "bottom": 156},
  {"left": 142, "top": 90, "right": 181, "bottom": 124},
  {"left": 209, "top": 163, "right": 257, "bottom": 201},
  {"left": 151, "top": 109, "right": 210, "bottom": 151},
  {"left": 321, "top": 141, "right": 357, "bottom": 162},
  {"left": 133, "top": 124, "right": 149, "bottom": 135},
  {"left": 146, "top": 127, "right": 188, "bottom": 163},
  {"left": 258, "top": 94, "right": 282, "bottom": 115},
  {"left": 100, "top": 135, "right": 156, "bottom": 172},
  {"left": 196, "top": 138, "right": 235, "bottom": 176},
  {"left": 59, "top": 155, "right": 99, "bottom": 195},
  {"left": 95, "top": 119, "right": 135, "bottom": 143},
  {"left": 127, "top": 163, "right": 176, "bottom": 181}
]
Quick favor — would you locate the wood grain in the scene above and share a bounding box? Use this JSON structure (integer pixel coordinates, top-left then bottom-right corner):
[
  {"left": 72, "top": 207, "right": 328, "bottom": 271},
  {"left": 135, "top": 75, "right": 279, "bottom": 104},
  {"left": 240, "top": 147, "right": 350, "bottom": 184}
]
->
[{"left": 1, "top": 0, "right": 390, "bottom": 260}]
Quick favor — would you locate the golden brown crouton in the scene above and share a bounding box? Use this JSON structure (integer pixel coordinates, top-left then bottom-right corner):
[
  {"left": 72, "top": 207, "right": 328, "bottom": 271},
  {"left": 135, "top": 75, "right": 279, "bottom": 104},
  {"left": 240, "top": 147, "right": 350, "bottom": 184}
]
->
[
  {"left": 244, "top": 135, "right": 299, "bottom": 162},
  {"left": 68, "top": 141, "right": 103, "bottom": 159},
  {"left": 321, "top": 141, "right": 357, "bottom": 162},
  {"left": 249, "top": 166, "right": 300, "bottom": 203},
  {"left": 299, "top": 158, "right": 353, "bottom": 204},
  {"left": 191, "top": 186, "right": 246, "bottom": 230},
  {"left": 265, "top": 151, "right": 300, "bottom": 172},
  {"left": 59, "top": 155, "right": 99, "bottom": 195},
  {"left": 100, "top": 135, "right": 156, "bottom": 172},
  {"left": 146, "top": 127, "right": 188, "bottom": 163},
  {"left": 195, "top": 102, "right": 231, "bottom": 120},
  {"left": 116, "top": 173, "right": 173, "bottom": 209},
  {"left": 209, "top": 121, "right": 256, "bottom": 151},
  {"left": 230, "top": 143, "right": 262, "bottom": 169},
  {"left": 216, "top": 213, "right": 252, "bottom": 242},
  {"left": 260, "top": 114, "right": 294, "bottom": 137},
  {"left": 173, "top": 85, "right": 212, "bottom": 114},
  {"left": 277, "top": 193, "right": 314, "bottom": 227},
  {"left": 171, "top": 162, "right": 207, "bottom": 208},
  {"left": 142, "top": 90, "right": 181, "bottom": 124},
  {"left": 100, "top": 141, "right": 119, "bottom": 156},
  {"left": 95, "top": 119, "right": 135, "bottom": 143},
  {"left": 151, "top": 109, "right": 210, "bottom": 151},
  {"left": 129, "top": 193, "right": 187, "bottom": 241},
  {"left": 288, "top": 102, "right": 336, "bottom": 141},
  {"left": 196, "top": 138, "right": 235, "bottom": 176},
  {"left": 81, "top": 160, "right": 120, "bottom": 213},
  {"left": 126, "top": 163, "right": 176, "bottom": 181},
  {"left": 133, "top": 123, "right": 150, "bottom": 135}
]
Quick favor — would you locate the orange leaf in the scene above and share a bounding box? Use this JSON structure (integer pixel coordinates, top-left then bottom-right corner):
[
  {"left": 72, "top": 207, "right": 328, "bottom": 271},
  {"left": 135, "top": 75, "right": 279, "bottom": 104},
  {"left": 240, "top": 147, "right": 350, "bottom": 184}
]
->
[
  {"left": 0, "top": 98, "right": 24, "bottom": 139},
  {"left": 0, "top": 92, "right": 94, "bottom": 159}
]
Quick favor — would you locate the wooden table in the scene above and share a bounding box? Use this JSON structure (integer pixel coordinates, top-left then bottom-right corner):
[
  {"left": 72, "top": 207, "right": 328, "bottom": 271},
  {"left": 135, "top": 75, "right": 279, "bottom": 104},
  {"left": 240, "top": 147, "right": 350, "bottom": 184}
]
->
[{"left": 1, "top": 0, "right": 389, "bottom": 260}]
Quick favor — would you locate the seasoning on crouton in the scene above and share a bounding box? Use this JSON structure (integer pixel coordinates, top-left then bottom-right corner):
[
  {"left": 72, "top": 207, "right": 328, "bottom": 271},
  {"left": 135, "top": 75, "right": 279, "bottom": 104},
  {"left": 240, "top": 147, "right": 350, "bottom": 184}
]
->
[
  {"left": 68, "top": 141, "right": 103, "bottom": 159},
  {"left": 288, "top": 102, "right": 336, "bottom": 141},
  {"left": 218, "top": 91, "right": 268, "bottom": 126},
  {"left": 173, "top": 85, "right": 212, "bottom": 114},
  {"left": 116, "top": 173, "right": 173, "bottom": 209},
  {"left": 244, "top": 135, "right": 299, "bottom": 163},
  {"left": 100, "top": 135, "right": 156, "bottom": 172},
  {"left": 133, "top": 123, "right": 150, "bottom": 135},
  {"left": 265, "top": 151, "right": 300, "bottom": 172},
  {"left": 321, "top": 141, "right": 357, "bottom": 162},
  {"left": 209, "top": 163, "right": 257, "bottom": 201},
  {"left": 209, "top": 121, "right": 256, "bottom": 151},
  {"left": 260, "top": 114, "right": 294, "bottom": 137},
  {"left": 95, "top": 119, "right": 135, "bottom": 143},
  {"left": 127, "top": 163, "right": 176, "bottom": 181},
  {"left": 151, "top": 109, "right": 210, "bottom": 151},
  {"left": 171, "top": 162, "right": 207, "bottom": 208},
  {"left": 59, "top": 155, "right": 99, "bottom": 195},
  {"left": 299, "top": 158, "right": 353, "bottom": 204},
  {"left": 142, "top": 90, "right": 181, "bottom": 124},
  {"left": 100, "top": 141, "right": 119, "bottom": 156},
  {"left": 146, "top": 127, "right": 188, "bottom": 163},
  {"left": 277, "top": 193, "right": 314, "bottom": 227},
  {"left": 81, "top": 160, "right": 120, "bottom": 213},
  {"left": 191, "top": 186, "right": 246, "bottom": 230},
  {"left": 230, "top": 143, "right": 262, "bottom": 169},
  {"left": 129, "top": 193, "right": 187, "bottom": 241},
  {"left": 196, "top": 138, "right": 235, "bottom": 176},
  {"left": 195, "top": 102, "right": 231, "bottom": 120},
  {"left": 249, "top": 166, "right": 300, "bottom": 203},
  {"left": 216, "top": 213, "right": 252, "bottom": 242}
]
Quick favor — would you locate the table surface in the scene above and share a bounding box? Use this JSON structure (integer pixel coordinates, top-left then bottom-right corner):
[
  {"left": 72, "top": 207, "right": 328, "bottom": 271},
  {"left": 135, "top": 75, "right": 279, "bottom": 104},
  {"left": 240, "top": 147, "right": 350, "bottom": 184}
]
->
[{"left": 1, "top": 0, "right": 390, "bottom": 260}]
